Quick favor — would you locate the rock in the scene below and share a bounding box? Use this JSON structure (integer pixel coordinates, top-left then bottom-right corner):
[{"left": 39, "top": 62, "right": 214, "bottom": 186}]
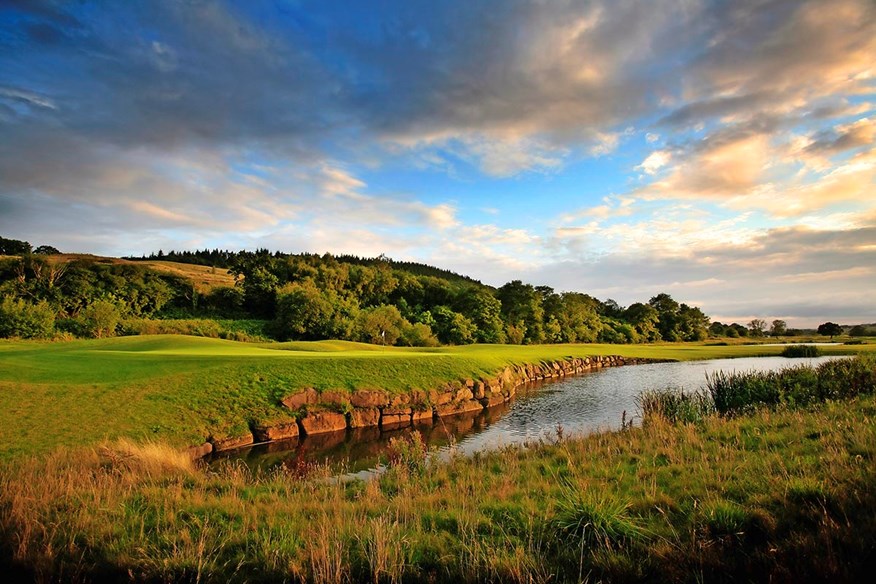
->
[
  {"left": 464, "top": 378, "right": 475, "bottom": 388},
  {"left": 480, "top": 394, "right": 505, "bottom": 408},
  {"left": 349, "top": 407, "right": 381, "bottom": 428},
  {"left": 252, "top": 422, "right": 299, "bottom": 442},
  {"left": 211, "top": 433, "right": 254, "bottom": 452},
  {"left": 319, "top": 390, "right": 350, "bottom": 407},
  {"left": 455, "top": 387, "right": 474, "bottom": 402},
  {"left": 186, "top": 442, "right": 213, "bottom": 459},
  {"left": 299, "top": 411, "right": 347, "bottom": 435},
  {"left": 282, "top": 387, "right": 318, "bottom": 410},
  {"left": 351, "top": 390, "right": 388, "bottom": 408},
  {"left": 436, "top": 400, "right": 483, "bottom": 417},
  {"left": 381, "top": 406, "right": 412, "bottom": 428},
  {"left": 412, "top": 408, "right": 434, "bottom": 424}
]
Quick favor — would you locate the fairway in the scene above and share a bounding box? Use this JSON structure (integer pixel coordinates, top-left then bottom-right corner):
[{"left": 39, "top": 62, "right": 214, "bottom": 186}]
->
[{"left": 1, "top": 335, "right": 872, "bottom": 458}]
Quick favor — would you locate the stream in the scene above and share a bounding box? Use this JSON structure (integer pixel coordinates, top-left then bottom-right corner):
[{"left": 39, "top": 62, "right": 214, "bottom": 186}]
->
[{"left": 213, "top": 355, "right": 846, "bottom": 477}]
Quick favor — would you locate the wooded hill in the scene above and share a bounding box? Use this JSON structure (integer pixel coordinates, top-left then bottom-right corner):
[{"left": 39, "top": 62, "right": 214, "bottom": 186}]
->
[{"left": 1, "top": 236, "right": 716, "bottom": 345}]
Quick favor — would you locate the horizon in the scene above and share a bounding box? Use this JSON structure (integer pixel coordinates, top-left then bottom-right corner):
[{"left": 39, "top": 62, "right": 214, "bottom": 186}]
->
[{"left": 1, "top": 1, "right": 874, "bottom": 329}]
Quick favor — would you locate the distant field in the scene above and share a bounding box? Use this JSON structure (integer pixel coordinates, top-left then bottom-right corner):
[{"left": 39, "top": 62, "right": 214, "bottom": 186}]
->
[{"left": 0, "top": 335, "right": 873, "bottom": 458}]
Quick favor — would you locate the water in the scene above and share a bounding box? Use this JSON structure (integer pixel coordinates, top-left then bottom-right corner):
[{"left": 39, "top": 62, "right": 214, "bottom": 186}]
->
[{"left": 214, "top": 355, "right": 846, "bottom": 476}]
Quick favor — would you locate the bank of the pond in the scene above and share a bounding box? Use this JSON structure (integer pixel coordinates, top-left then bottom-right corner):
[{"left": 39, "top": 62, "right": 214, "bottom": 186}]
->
[{"left": 0, "top": 335, "right": 873, "bottom": 459}]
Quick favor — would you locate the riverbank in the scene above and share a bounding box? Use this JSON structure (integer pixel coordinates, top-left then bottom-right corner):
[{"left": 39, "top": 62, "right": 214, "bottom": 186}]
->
[
  {"left": 0, "top": 335, "right": 873, "bottom": 459},
  {"left": 2, "top": 365, "right": 873, "bottom": 582}
]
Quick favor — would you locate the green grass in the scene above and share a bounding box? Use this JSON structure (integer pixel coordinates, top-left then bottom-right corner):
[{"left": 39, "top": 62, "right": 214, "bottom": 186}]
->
[{"left": 1, "top": 335, "right": 873, "bottom": 458}]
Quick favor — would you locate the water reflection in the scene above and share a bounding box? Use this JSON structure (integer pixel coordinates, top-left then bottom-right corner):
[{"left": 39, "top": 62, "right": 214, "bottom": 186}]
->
[{"left": 213, "top": 355, "right": 846, "bottom": 475}]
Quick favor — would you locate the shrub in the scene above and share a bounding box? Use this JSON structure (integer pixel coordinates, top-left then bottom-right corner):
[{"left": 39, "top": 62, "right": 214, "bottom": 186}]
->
[
  {"left": 78, "top": 300, "right": 121, "bottom": 338},
  {"left": 0, "top": 296, "right": 55, "bottom": 338},
  {"left": 781, "top": 344, "right": 821, "bottom": 358}
]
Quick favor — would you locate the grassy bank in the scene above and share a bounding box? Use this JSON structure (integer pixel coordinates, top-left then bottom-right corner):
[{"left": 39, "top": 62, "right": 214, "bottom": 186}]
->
[
  {"left": 2, "top": 374, "right": 874, "bottom": 582},
  {"left": 1, "top": 335, "right": 873, "bottom": 458}
]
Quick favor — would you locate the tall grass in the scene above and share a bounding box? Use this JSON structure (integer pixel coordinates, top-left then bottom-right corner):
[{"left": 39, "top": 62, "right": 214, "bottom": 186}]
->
[{"left": 706, "top": 354, "right": 875, "bottom": 414}]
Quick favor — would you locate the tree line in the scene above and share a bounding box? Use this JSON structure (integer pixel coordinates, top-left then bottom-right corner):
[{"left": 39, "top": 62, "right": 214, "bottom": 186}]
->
[{"left": 1, "top": 237, "right": 858, "bottom": 344}]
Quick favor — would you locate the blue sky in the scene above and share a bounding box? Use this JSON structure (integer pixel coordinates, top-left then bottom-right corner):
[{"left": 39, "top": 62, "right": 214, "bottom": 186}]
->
[{"left": 1, "top": 0, "right": 874, "bottom": 326}]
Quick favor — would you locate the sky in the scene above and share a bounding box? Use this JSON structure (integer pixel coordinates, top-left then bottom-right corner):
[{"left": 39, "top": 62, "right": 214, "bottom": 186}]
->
[{"left": 1, "top": 0, "right": 874, "bottom": 327}]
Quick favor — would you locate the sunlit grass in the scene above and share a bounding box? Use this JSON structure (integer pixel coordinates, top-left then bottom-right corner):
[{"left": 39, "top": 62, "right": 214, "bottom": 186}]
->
[{"left": 0, "top": 335, "right": 873, "bottom": 458}]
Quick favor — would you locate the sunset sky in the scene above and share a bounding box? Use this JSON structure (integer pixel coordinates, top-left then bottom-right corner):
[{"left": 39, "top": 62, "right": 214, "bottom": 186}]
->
[{"left": 1, "top": 0, "right": 874, "bottom": 326}]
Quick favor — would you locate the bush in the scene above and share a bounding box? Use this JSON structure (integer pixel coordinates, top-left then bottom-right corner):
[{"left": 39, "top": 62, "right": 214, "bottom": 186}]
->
[
  {"left": 78, "top": 300, "right": 121, "bottom": 338},
  {"left": 0, "top": 296, "right": 55, "bottom": 338},
  {"left": 781, "top": 344, "right": 821, "bottom": 358}
]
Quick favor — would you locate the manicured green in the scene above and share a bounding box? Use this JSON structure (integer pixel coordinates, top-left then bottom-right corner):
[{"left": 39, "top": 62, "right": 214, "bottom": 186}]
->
[{"left": 1, "top": 335, "right": 873, "bottom": 458}]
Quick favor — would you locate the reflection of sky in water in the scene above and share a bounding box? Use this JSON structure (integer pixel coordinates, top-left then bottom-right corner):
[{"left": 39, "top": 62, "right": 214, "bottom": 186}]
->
[{"left": 216, "top": 356, "right": 846, "bottom": 477}]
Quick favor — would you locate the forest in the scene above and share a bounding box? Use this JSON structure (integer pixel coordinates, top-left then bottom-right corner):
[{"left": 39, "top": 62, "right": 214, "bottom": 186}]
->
[{"left": 0, "top": 236, "right": 751, "bottom": 345}]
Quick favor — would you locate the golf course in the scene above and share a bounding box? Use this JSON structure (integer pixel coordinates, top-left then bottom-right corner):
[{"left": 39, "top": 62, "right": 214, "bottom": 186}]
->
[{"left": 1, "top": 335, "right": 871, "bottom": 459}]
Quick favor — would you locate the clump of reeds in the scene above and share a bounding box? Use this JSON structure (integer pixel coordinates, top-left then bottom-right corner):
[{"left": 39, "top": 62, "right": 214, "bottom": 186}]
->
[{"left": 638, "top": 387, "right": 715, "bottom": 424}]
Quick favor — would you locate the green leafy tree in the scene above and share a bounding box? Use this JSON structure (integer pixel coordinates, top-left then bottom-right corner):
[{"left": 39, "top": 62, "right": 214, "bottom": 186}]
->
[
  {"left": 400, "top": 322, "right": 439, "bottom": 347},
  {"left": 431, "top": 305, "right": 476, "bottom": 345},
  {"left": 770, "top": 319, "right": 787, "bottom": 337},
  {"left": 33, "top": 245, "right": 60, "bottom": 255},
  {"left": 0, "top": 236, "right": 32, "bottom": 255},
  {"left": 648, "top": 293, "right": 681, "bottom": 341},
  {"left": 274, "top": 282, "right": 358, "bottom": 340},
  {"left": 625, "top": 302, "right": 661, "bottom": 342},
  {"left": 0, "top": 297, "right": 55, "bottom": 338},
  {"left": 79, "top": 300, "right": 121, "bottom": 338},
  {"left": 849, "top": 324, "right": 870, "bottom": 337},
  {"left": 456, "top": 287, "right": 506, "bottom": 343},
  {"left": 497, "top": 280, "right": 545, "bottom": 344},
  {"left": 817, "top": 322, "right": 843, "bottom": 338},
  {"left": 677, "top": 304, "right": 709, "bottom": 341},
  {"left": 354, "top": 305, "right": 409, "bottom": 345},
  {"left": 229, "top": 251, "right": 281, "bottom": 317},
  {"left": 748, "top": 319, "right": 767, "bottom": 337},
  {"left": 557, "top": 293, "right": 602, "bottom": 342}
]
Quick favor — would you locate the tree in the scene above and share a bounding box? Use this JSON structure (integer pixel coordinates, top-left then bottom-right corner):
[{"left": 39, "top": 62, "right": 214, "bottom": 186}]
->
[
  {"left": 677, "top": 304, "right": 709, "bottom": 341},
  {"left": 748, "top": 319, "right": 767, "bottom": 337},
  {"left": 456, "top": 287, "right": 505, "bottom": 343},
  {"left": 0, "top": 297, "right": 55, "bottom": 338},
  {"left": 849, "top": 325, "right": 870, "bottom": 337},
  {"left": 354, "top": 305, "right": 409, "bottom": 345},
  {"left": 33, "top": 245, "right": 60, "bottom": 255},
  {"left": 817, "top": 322, "right": 843, "bottom": 339},
  {"left": 79, "top": 300, "right": 121, "bottom": 338},
  {"left": 0, "top": 236, "right": 32, "bottom": 255},
  {"left": 648, "top": 293, "right": 681, "bottom": 341},
  {"left": 497, "top": 280, "right": 545, "bottom": 344},
  {"left": 431, "top": 305, "right": 476, "bottom": 345},
  {"left": 770, "top": 319, "right": 787, "bottom": 337},
  {"left": 274, "top": 282, "right": 357, "bottom": 340},
  {"left": 625, "top": 302, "right": 661, "bottom": 341}
]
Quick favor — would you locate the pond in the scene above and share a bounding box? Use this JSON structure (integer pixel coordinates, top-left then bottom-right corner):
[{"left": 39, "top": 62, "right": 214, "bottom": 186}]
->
[{"left": 213, "top": 355, "right": 846, "bottom": 477}]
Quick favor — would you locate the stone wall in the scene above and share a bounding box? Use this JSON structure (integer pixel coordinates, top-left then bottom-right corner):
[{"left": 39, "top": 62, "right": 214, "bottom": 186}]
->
[{"left": 201, "top": 355, "right": 658, "bottom": 455}]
